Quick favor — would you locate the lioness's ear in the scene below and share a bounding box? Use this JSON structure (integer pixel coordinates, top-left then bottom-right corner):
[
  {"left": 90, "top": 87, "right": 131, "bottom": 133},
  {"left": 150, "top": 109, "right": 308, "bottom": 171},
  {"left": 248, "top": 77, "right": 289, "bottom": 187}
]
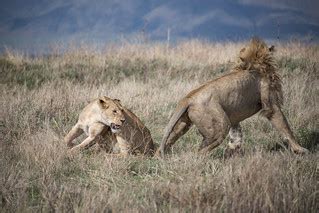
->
[
  {"left": 269, "top": 45, "right": 275, "bottom": 52},
  {"left": 113, "top": 99, "right": 121, "bottom": 103},
  {"left": 98, "top": 99, "right": 109, "bottom": 109},
  {"left": 113, "top": 99, "right": 123, "bottom": 109}
]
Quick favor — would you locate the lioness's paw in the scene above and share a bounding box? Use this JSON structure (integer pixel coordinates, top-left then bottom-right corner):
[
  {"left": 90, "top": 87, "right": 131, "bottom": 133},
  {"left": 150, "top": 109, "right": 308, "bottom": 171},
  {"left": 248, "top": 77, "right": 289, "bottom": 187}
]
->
[
  {"left": 67, "top": 147, "right": 79, "bottom": 156},
  {"left": 293, "top": 147, "right": 309, "bottom": 154}
]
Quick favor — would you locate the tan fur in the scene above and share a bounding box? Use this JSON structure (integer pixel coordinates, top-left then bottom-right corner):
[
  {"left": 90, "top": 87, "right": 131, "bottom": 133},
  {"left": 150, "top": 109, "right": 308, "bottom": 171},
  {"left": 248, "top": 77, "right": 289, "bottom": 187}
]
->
[
  {"left": 64, "top": 96, "right": 125, "bottom": 153},
  {"left": 64, "top": 97, "right": 155, "bottom": 156},
  {"left": 237, "top": 37, "right": 283, "bottom": 117},
  {"left": 156, "top": 38, "right": 308, "bottom": 157},
  {"left": 98, "top": 100, "right": 155, "bottom": 156}
]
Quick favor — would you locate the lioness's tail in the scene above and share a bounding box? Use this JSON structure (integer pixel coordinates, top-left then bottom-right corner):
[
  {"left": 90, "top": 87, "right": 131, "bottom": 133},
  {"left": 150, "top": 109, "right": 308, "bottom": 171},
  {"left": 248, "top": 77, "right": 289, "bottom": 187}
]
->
[{"left": 159, "top": 100, "right": 190, "bottom": 157}]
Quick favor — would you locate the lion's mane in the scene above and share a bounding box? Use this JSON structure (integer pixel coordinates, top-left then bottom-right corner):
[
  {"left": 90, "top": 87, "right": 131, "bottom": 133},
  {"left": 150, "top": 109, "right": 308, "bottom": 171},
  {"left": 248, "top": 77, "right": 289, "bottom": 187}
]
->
[{"left": 235, "top": 37, "right": 283, "bottom": 116}]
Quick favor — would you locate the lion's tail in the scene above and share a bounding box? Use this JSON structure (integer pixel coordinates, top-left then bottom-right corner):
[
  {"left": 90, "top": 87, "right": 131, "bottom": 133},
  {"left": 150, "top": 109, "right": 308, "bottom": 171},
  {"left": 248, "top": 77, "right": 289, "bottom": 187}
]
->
[{"left": 159, "top": 99, "right": 189, "bottom": 158}]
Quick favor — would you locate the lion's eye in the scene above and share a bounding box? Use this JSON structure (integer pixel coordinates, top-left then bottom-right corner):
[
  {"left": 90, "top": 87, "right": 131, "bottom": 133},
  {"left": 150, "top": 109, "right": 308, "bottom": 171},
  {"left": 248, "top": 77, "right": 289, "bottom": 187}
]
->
[{"left": 113, "top": 110, "right": 117, "bottom": 113}]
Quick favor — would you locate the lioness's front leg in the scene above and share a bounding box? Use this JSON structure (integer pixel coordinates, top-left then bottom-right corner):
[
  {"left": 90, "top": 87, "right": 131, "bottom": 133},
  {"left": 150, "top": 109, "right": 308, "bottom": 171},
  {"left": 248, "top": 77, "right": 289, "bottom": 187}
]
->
[
  {"left": 70, "top": 123, "right": 106, "bottom": 153},
  {"left": 64, "top": 123, "right": 84, "bottom": 148},
  {"left": 115, "top": 135, "right": 130, "bottom": 156}
]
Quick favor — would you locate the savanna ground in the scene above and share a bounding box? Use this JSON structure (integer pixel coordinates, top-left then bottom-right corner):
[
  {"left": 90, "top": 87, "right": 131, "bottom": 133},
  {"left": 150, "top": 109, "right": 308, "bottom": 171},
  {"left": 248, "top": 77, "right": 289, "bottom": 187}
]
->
[{"left": 0, "top": 40, "right": 318, "bottom": 212}]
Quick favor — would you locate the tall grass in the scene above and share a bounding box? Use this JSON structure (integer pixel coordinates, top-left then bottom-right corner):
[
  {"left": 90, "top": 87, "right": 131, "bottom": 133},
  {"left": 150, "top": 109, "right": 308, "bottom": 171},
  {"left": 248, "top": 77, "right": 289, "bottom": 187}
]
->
[{"left": 0, "top": 40, "right": 318, "bottom": 212}]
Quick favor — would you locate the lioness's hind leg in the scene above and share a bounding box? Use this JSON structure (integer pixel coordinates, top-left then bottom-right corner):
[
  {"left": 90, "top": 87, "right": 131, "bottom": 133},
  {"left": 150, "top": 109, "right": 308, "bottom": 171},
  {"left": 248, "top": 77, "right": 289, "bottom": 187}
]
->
[
  {"left": 116, "top": 135, "right": 130, "bottom": 156},
  {"left": 64, "top": 124, "right": 83, "bottom": 148},
  {"left": 96, "top": 128, "right": 115, "bottom": 153},
  {"left": 267, "top": 106, "right": 308, "bottom": 154}
]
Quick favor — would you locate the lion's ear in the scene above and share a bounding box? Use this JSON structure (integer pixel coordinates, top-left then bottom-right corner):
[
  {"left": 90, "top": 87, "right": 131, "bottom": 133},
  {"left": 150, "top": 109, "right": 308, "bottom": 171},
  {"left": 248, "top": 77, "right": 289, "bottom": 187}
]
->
[
  {"left": 239, "top": 48, "right": 246, "bottom": 61},
  {"left": 98, "top": 99, "right": 109, "bottom": 109},
  {"left": 269, "top": 45, "right": 275, "bottom": 52}
]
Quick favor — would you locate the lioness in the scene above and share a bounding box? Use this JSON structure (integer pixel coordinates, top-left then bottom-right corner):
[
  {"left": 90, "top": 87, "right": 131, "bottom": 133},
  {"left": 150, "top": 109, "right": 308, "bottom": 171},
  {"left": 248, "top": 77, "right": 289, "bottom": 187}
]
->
[
  {"left": 108, "top": 99, "right": 155, "bottom": 156},
  {"left": 64, "top": 96, "right": 155, "bottom": 155},
  {"left": 156, "top": 38, "right": 308, "bottom": 157},
  {"left": 64, "top": 96, "right": 125, "bottom": 153}
]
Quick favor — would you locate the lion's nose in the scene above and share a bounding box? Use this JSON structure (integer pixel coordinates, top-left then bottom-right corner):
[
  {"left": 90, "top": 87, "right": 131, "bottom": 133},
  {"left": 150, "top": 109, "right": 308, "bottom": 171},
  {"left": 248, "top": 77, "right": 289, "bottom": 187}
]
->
[{"left": 121, "top": 118, "right": 126, "bottom": 123}]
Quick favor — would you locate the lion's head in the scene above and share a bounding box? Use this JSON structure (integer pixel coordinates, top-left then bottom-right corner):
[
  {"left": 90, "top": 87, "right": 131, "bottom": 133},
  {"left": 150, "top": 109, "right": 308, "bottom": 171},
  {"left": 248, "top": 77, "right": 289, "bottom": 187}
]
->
[
  {"left": 238, "top": 37, "right": 275, "bottom": 64},
  {"left": 236, "top": 37, "right": 283, "bottom": 109},
  {"left": 98, "top": 96, "right": 125, "bottom": 133}
]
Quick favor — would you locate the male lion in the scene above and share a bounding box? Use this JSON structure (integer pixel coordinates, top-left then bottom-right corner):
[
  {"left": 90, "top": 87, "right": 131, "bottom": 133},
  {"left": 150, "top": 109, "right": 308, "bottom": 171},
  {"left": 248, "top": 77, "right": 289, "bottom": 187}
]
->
[
  {"left": 64, "top": 96, "right": 155, "bottom": 155},
  {"left": 156, "top": 38, "right": 308, "bottom": 157}
]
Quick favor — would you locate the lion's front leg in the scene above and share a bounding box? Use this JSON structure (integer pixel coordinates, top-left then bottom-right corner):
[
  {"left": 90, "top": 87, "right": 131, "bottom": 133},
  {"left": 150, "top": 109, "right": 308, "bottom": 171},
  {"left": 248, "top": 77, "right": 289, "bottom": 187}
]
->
[{"left": 266, "top": 106, "right": 309, "bottom": 154}]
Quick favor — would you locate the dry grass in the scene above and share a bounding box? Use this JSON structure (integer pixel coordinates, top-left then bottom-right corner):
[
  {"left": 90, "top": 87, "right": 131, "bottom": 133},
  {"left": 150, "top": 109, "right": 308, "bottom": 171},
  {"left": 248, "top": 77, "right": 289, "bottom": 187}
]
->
[{"left": 0, "top": 40, "right": 318, "bottom": 212}]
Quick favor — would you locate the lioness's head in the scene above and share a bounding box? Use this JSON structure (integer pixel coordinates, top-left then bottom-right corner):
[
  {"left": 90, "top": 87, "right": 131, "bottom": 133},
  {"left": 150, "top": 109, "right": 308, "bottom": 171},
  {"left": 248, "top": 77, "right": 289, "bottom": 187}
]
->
[
  {"left": 239, "top": 37, "right": 275, "bottom": 63},
  {"left": 98, "top": 97, "right": 125, "bottom": 133}
]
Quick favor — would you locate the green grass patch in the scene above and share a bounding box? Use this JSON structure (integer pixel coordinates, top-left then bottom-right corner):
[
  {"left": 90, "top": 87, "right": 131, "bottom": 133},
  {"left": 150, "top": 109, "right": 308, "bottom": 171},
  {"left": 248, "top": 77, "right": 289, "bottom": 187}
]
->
[
  {"left": 278, "top": 57, "right": 310, "bottom": 73},
  {"left": 0, "top": 59, "right": 52, "bottom": 89}
]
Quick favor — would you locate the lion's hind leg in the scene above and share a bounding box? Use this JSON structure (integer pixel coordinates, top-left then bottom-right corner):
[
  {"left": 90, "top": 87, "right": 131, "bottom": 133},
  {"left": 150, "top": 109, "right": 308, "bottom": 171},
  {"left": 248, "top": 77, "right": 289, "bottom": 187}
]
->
[
  {"left": 224, "top": 124, "right": 245, "bottom": 157},
  {"left": 189, "top": 105, "right": 230, "bottom": 154},
  {"left": 228, "top": 124, "right": 243, "bottom": 150},
  {"left": 161, "top": 113, "right": 192, "bottom": 153}
]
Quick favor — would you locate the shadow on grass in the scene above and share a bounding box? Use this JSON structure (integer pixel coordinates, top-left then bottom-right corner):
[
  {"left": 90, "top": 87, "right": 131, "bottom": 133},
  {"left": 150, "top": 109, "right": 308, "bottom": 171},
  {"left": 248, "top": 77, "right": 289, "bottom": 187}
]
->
[
  {"left": 270, "top": 129, "right": 319, "bottom": 153},
  {"left": 299, "top": 130, "right": 319, "bottom": 152},
  {"left": 221, "top": 129, "right": 319, "bottom": 160}
]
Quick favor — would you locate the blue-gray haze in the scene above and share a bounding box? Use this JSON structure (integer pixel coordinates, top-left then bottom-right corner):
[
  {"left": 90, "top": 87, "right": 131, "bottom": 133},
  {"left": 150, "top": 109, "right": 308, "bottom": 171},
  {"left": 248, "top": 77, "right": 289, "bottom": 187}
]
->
[{"left": 0, "top": 0, "right": 318, "bottom": 52}]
